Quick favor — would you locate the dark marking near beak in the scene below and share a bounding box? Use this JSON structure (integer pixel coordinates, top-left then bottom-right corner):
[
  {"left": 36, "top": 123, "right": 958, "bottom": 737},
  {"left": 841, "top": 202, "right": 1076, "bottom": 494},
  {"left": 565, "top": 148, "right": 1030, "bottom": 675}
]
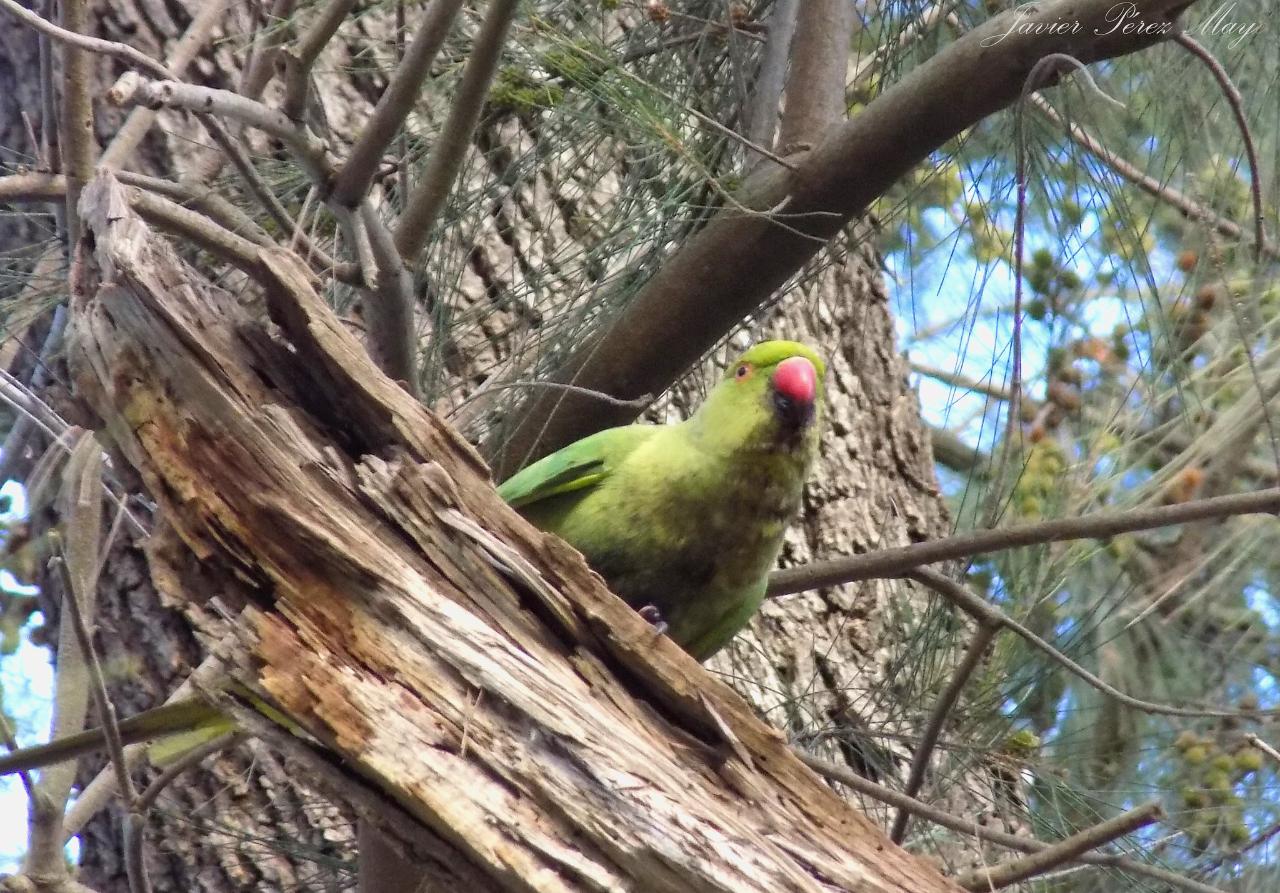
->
[{"left": 772, "top": 390, "right": 815, "bottom": 431}]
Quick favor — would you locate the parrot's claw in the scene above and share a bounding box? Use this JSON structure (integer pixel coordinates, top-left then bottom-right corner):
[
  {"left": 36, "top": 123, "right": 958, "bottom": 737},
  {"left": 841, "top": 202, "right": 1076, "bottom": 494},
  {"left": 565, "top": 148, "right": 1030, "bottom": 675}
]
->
[{"left": 637, "top": 604, "right": 669, "bottom": 637}]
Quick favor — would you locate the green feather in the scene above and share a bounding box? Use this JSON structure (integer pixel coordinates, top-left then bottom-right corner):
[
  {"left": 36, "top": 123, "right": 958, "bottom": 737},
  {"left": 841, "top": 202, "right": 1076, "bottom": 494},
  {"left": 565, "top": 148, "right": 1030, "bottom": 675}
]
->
[
  {"left": 497, "top": 425, "right": 657, "bottom": 508},
  {"left": 499, "top": 340, "right": 824, "bottom": 661}
]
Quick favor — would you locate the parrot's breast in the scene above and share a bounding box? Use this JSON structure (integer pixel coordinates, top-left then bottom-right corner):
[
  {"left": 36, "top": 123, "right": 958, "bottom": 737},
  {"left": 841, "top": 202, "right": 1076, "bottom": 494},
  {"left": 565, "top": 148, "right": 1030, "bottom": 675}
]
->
[{"left": 564, "top": 435, "right": 813, "bottom": 659}]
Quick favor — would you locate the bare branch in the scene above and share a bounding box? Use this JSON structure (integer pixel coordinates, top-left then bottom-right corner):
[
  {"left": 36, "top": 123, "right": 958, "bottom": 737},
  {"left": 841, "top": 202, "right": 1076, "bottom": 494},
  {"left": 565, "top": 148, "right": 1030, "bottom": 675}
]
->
[
  {"left": 955, "top": 803, "right": 1163, "bottom": 891},
  {"left": 281, "top": 0, "right": 359, "bottom": 121},
  {"left": 0, "top": 0, "right": 173, "bottom": 79},
  {"left": 395, "top": 0, "right": 520, "bottom": 262},
  {"left": 768, "top": 486, "right": 1280, "bottom": 595},
  {"left": 331, "top": 0, "right": 465, "bottom": 205},
  {"left": 99, "top": 0, "right": 232, "bottom": 169},
  {"left": 359, "top": 201, "right": 418, "bottom": 389},
  {"left": 57, "top": 0, "right": 94, "bottom": 244},
  {"left": 482, "top": 0, "right": 1198, "bottom": 476},
  {"left": 742, "top": 0, "right": 797, "bottom": 160},
  {"left": 798, "top": 753, "right": 1228, "bottom": 893},
  {"left": 890, "top": 621, "right": 998, "bottom": 843},
  {"left": 776, "top": 0, "right": 853, "bottom": 151},
  {"left": 106, "top": 74, "right": 332, "bottom": 181}
]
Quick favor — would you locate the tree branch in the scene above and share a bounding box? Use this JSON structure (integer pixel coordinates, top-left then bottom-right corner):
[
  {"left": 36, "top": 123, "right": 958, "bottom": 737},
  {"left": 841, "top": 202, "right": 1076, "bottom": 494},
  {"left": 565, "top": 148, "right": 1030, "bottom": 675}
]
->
[
  {"left": 776, "top": 0, "right": 853, "bottom": 152},
  {"left": 281, "top": 0, "right": 358, "bottom": 121},
  {"left": 483, "top": 0, "right": 1198, "bottom": 476},
  {"left": 954, "top": 803, "right": 1163, "bottom": 891},
  {"left": 394, "top": 0, "right": 520, "bottom": 263},
  {"left": 742, "top": 0, "right": 797, "bottom": 160},
  {"left": 330, "top": 0, "right": 464, "bottom": 206},
  {"left": 57, "top": 0, "right": 94, "bottom": 244},
  {"left": 768, "top": 486, "right": 1280, "bottom": 595},
  {"left": 799, "top": 753, "right": 1227, "bottom": 893}
]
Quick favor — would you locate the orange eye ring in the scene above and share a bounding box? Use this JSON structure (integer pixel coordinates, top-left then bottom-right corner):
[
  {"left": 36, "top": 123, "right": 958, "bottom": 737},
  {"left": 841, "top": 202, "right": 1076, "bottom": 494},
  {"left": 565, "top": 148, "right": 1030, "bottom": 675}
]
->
[{"left": 734, "top": 363, "right": 752, "bottom": 381}]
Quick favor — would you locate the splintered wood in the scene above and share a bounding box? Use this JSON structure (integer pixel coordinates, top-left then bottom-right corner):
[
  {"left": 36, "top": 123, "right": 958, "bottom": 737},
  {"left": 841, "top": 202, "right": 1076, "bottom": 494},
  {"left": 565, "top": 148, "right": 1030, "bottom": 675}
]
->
[{"left": 67, "top": 172, "right": 959, "bottom": 893}]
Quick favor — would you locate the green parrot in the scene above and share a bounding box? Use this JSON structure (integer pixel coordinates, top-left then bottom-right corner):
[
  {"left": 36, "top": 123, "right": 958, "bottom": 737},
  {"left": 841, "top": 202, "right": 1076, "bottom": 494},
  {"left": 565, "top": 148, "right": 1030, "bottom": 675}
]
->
[{"left": 499, "top": 340, "right": 825, "bottom": 660}]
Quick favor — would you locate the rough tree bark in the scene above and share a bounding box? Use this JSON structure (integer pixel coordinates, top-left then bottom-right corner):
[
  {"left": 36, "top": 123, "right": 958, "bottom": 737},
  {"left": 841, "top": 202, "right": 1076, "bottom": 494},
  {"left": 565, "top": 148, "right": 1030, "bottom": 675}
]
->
[{"left": 65, "top": 171, "right": 961, "bottom": 893}]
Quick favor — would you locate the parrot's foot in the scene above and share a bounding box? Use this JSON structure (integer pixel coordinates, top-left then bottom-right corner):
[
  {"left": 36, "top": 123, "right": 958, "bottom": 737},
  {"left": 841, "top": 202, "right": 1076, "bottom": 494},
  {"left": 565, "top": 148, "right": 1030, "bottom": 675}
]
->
[{"left": 637, "top": 604, "right": 669, "bottom": 637}]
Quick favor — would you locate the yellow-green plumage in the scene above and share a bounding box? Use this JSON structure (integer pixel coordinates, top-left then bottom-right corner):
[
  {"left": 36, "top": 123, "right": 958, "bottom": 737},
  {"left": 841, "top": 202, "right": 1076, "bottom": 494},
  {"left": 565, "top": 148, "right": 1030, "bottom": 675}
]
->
[{"left": 498, "top": 341, "right": 825, "bottom": 660}]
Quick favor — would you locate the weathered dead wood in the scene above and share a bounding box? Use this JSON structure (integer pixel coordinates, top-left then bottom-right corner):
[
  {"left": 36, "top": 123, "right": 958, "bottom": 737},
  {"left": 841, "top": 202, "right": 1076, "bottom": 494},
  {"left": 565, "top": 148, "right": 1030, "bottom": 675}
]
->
[{"left": 66, "top": 173, "right": 959, "bottom": 893}]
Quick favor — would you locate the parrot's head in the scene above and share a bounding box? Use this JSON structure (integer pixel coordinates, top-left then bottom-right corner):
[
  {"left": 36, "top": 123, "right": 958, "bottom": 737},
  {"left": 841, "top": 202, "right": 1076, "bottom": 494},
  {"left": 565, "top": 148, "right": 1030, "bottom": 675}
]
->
[{"left": 691, "top": 340, "right": 826, "bottom": 457}]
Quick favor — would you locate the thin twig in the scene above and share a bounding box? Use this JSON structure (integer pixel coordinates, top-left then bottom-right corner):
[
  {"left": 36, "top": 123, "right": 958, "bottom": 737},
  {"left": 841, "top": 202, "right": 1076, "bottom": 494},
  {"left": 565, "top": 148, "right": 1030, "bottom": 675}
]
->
[
  {"left": 395, "top": 0, "right": 521, "bottom": 262},
  {"left": 1245, "top": 734, "right": 1280, "bottom": 768},
  {"left": 768, "top": 486, "right": 1280, "bottom": 596},
  {"left": 52, "top": 488, "right": 149, "bottom": 893},
  {"left": 955, "top": 803, "right": 1163, "bottom": 891},
  {"left": 906, "top": 568, "right": 1269, "bottom": 719},
  {"left": 986, "top": 53, "right": 1090, "bottom": 529},
  {"left": 0, "top": 713, "right": 35, "bottom": 800},
  {"left": 450, "top": 379, "right": 654, "bottom": 418},
  {"left": 0, "top": 0, "right": 173, "bottom": 79},
  {"left": 331, "top": 0, "right": 465, "bottom": 205},
  {"left": 57, "top": 0, "right": 94, "bottom": 245},
  {"left": 282, "top": 0, "right": 358, "bottom": 120},
  {"left": 889, "top": 620, "right": 998, "bottom": 843},
  {"left": 99, "top": 0, "right": 232, "bottom": 169},
  {"left": 797, "top": 753, "right": 1227, "bottom": 893},
  {"left": 198, "top": 114, "right": 323, "bottom": 255},
  {"left": 1173, "top": 34, "right": 1266, "bottom": 263}
]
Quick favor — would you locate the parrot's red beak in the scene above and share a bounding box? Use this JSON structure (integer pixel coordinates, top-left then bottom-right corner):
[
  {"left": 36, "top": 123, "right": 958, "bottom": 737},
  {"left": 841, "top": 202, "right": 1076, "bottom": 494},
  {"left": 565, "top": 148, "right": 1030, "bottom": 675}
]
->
[{"left": 771, "top": 357, "right": 818, "bottom": 430}]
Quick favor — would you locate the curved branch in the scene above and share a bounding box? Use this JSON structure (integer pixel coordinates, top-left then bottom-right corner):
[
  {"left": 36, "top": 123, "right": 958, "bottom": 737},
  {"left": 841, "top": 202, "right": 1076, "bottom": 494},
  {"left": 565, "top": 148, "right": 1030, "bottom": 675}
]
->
[{"left": 484, "top": 0, "right": 1198, "bottom": 475}]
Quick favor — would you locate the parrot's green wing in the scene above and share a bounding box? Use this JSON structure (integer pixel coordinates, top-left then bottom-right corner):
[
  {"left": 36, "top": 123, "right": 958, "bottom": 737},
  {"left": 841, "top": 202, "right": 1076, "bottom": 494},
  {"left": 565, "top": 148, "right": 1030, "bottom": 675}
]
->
[{"left": 498, "top": 425, "right": 657, "bottom": 509}]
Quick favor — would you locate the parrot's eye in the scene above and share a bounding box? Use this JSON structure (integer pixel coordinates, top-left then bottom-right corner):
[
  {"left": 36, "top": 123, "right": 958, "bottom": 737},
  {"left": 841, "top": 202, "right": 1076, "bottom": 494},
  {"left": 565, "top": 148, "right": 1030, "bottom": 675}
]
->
[{"left": 735, "top": 363, "right": 751, "bottom": 380}]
